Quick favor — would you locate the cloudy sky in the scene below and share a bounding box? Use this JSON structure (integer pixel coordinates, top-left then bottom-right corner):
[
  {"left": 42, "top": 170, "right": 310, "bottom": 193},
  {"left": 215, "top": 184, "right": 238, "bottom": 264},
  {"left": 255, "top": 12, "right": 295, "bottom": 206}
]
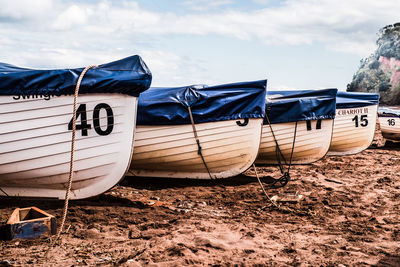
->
[{"left": 0, "top": 0, "right": 399, "bottom": 90}]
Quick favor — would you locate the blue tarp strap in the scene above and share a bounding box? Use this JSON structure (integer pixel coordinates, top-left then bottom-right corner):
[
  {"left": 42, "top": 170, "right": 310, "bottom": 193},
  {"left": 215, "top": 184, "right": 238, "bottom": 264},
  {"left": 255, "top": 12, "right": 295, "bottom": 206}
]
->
[{"left": 187, "top": 106, "right": 213, "bottom": 179}]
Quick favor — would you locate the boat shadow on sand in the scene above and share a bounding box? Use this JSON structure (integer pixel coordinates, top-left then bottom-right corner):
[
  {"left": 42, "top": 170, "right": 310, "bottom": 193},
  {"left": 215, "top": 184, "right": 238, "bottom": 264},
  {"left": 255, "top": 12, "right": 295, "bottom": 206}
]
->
[
  {"left": 369, "top": 140, "right": 400, "bottom": 151},
  {"left": 120, "top": 174, "right": 274, "bottom": 190},
  {"left": 0, "top": 195, "right": 146, "bottom": 210},
  {"left": 0, "top": 174, "right": 277, "bottom": 210},
  {"left": 375, "top": 254, "right": 400, "bottom": 267}
]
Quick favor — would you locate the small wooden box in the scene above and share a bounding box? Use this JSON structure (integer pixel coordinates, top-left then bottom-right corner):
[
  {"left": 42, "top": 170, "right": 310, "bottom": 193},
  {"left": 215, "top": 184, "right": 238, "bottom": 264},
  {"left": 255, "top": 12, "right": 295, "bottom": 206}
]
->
[{"left": 3, "top": 207, "right": 56, "bottom": 240}]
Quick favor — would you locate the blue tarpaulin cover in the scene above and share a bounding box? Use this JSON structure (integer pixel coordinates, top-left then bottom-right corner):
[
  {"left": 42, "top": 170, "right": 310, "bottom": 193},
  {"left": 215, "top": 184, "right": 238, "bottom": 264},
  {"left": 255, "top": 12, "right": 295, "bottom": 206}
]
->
[
  {"left": 265, "top": 89, "right": 338, "bottom": 124},
  {"left": 336, "top": 91, "right": 380, "bottom": 109},
  {"left": 0, "top": 55, "right": 152, "bottom": 97},
  {"left": 378, "top": 107, "right": 400, "bottom": 117},
  {"left": 137, "top": 80, "right": 267, "bottom": 125}
]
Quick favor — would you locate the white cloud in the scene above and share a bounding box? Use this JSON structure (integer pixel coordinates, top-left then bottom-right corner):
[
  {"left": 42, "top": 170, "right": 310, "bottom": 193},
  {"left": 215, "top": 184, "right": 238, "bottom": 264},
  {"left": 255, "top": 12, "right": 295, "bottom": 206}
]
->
[
  {"left": 52, "top": 5, "right": 89, "bottom": 30},
  {"left": 139, "top": 50, "right": 213, "bottom": 86},
  {"left": 268, "top": 85, "right": 301, "bottom": 91},
  {"left": 328, "top": 39, "right": 377, "bottom": 57},
  {"left": 251, "top": 0, "right": 270, "bottom": 4},
  {"left": 2, "top": 0, "right": 398, "bottom": 56},
  {"left": 139, "top": 50, "right": 183, "bottom": 85},
  {"left": 0, "top": 0, "right": 53, "bottom": 20},
  {"left": 0, "top": 0, "right": 398, "bottom": 87},
  {"left": 182, "top": 0, "right": 234, "bottom": 11}
]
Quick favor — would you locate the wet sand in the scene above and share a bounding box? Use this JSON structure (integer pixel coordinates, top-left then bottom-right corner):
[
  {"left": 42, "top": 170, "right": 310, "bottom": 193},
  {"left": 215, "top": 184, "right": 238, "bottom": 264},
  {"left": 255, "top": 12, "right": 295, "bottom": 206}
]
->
[{"left": 1, "top": 133, "right": 399, "bottom": 266}]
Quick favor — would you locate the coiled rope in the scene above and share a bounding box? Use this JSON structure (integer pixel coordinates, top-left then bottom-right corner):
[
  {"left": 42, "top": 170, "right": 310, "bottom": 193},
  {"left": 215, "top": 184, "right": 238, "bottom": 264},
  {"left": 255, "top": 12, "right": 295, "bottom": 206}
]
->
[{"left": 45, "top": 65, "right": 97, "bottom": 257}]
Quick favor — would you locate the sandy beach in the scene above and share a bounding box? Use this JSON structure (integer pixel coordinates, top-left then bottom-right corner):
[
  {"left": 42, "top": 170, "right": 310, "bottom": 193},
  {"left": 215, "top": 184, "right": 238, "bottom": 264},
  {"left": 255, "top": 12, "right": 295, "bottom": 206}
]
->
[{"left": 0, "top": 130, "right": 399, "bottom": 266}]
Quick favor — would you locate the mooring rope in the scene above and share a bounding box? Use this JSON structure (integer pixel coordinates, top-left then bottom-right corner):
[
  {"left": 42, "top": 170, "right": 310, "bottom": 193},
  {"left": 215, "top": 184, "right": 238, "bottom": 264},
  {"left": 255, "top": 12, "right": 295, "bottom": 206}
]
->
[
  {"left": 187, "top": 106, "right": 213, "bottom": 179},
  {"left": 263, "top": 111, "right": 298, "bottom": 188},
  {"left": 264, "top": 110, "right": 288, "bottom": 166},
  {"left": 44, "top": 64, "right": 97, "bottom": 257},
  {"left": 286, "top": 121, "right": 297, "bottom": 173},
  {"left": 252, "top": 163, "right": 279, "bottom": 209},
  {"left": 0, "top": 187, "right": 8, "bottom": 197},
  {"left": 270, "top": 121, "right": 298, "bottom": 188},
  {"left": 253, "top": 120, "right": 318, "bottom": 216},
  {"left": 253, "top": 161, "right": 316, "bottom": 217}
]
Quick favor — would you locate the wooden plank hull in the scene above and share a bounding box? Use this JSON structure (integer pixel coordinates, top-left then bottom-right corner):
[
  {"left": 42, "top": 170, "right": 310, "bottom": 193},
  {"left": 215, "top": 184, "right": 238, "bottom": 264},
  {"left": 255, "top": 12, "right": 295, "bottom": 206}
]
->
[
  {"left": 378, "top": 115, "right": 400, "bottom": 141},
  {"left": 255, "top": 119, "right": 334, "bottom": 164},
  {"left": 128, "top": 118, "right": 263, "bottom": 179},
  {"left": 0, "top": 94, "right": 137, "bottom": 199},
  {"left": 328, "top": 105, "right": 378, "bottom": 156}
]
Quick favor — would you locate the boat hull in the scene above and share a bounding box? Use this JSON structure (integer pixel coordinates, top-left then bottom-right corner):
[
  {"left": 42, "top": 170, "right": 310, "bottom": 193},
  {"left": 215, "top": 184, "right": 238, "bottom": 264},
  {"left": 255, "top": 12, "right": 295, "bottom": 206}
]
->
[
  {"left": 128, "top": 118, "right": 263, "bottom": 179},
  {"left": 0, "top": 94, "right": 137, "bottom": 199},
  {"left": 255, "top": 119, "right": 334, "bottom": 165},
  {"left": 328, "top": 105, "right": 378, "bottom": 156},
  {"left": 378, "top": 115, "right": 400, "bottom": 141}
]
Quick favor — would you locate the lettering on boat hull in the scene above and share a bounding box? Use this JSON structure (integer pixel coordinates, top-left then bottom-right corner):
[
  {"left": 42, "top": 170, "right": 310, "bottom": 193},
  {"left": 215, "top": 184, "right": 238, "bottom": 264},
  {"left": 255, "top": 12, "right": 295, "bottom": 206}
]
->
[{"left": 328, "top": 105, "right": 377, "bottom": 156}]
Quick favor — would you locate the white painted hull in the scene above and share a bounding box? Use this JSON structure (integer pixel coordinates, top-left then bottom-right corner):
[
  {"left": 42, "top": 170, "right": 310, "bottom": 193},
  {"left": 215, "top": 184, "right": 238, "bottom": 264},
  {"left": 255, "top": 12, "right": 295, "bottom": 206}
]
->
[
  {"left": 378, "top": 115, "right": 400, "bottom": 141},
  {"left": 0, "top": 94, "right": 137, "bottom": 199},
  {"left": 328, "top": 105, "right": 378, "bottom": 156},
  {"left": 128, "top": 118, "right": 263, "bottom": 179},
  {"left": 255, "top": 119, "right": 333, "bottom": 165}
]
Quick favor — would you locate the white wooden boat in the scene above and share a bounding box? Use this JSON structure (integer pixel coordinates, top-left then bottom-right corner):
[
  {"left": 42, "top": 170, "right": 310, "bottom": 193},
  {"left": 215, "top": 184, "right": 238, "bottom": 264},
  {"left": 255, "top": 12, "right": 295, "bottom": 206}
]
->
[
  {"left": 256, "top": 119, "right": 334, "bottom": 164},
  {"left": 328, "top": 92, "right": 379, "bottom": 156},
  {"left": 129, "top": 118, "right": 263, "bottom": 179},
  {"left": 128, "top": 80, "right": 267, "bottom": 179},
  {"left": 256, "top": 89, "right": 337, "bottom": 165},
  {"left": 0, "top": 56, "right": 152, "bottom": 199},
  {"left": 378, "top": 107, "right": 400, "bottom": 141}
]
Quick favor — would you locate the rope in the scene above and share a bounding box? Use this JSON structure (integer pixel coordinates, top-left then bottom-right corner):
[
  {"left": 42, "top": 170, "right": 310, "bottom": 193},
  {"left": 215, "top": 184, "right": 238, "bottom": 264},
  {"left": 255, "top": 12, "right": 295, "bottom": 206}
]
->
[
  {"left": 187, "top": 106, "right": 213, "bottom": 179},
  {"left": 44, "top": 64, "right": 97, "bottom": 257},
  {"left": 254, "top": 117, "right": 316, "bottom": 216},
  {"left": 265, "top": 111, "right": 288, "bottom": 166},
  {"left": 0, "top": 187, "right": 8, "bottom": 196},
  {"left": 263, "top": 111, "right": 298, "bottom": 188},
  {"left": 253, "top": 163, "right": 316, "bottom": 217},
  {"left": 270, "top": 121, "right": 298, "bottom": 188},
  {"left": 252, "top": 164, "right": 279, "bottom": 209},
  {"left": 286, "top": 121, "right": 297, "bottom": 173}
]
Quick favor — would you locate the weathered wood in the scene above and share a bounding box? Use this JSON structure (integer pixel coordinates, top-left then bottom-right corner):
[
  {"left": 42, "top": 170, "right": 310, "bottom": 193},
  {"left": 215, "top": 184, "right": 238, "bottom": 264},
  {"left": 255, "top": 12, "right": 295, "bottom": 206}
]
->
[{"left": 2, "top": 207, "right": 56, "bottom": 240}]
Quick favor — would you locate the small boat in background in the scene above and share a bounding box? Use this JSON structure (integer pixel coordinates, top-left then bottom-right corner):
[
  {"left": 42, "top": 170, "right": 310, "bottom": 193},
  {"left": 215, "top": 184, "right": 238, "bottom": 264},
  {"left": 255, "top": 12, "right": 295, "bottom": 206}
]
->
[
  {"left": 256, "top": 89, "right": 337, "bottom": 165},
  {"left": 378, "top": 106, "right": 400, "bottom": 141},
  {"left": 128, "top": 80, "right": 267, "bottom": 179},
  {"left": 328, "top": 91, "right": 380, "bottom": 156},
  {"left": 0, "top": 55, "right": 152, "bottom": 199}
]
